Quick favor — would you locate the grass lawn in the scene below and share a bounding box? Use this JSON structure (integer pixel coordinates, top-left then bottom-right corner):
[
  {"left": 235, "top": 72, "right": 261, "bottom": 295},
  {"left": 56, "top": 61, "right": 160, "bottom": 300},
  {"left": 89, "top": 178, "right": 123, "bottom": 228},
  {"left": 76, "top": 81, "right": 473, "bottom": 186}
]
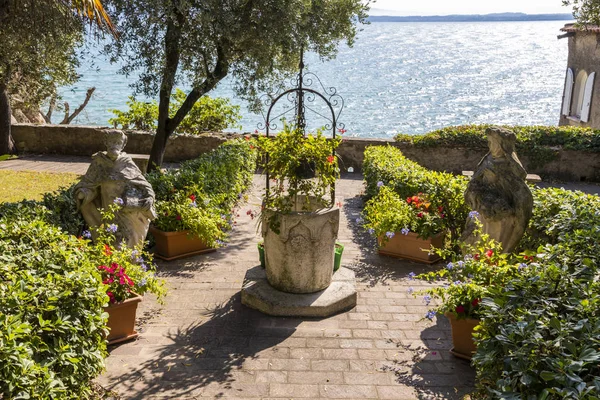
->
[{"left": 0, "top": 170, "right": 81, "bottom": 203}]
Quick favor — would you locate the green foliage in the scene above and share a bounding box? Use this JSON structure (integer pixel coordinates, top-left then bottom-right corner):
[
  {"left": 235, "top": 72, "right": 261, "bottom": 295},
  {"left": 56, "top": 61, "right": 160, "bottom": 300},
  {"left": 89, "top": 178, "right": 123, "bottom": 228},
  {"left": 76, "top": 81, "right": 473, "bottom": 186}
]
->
[
  {"left": 521, "top": 187, "right": 600, "bottom": 250},
  {"left": 0, "top": 0, "right": 84, "bottom": 108},
  {"left": 363, "top": 186, "right": 446, "bottom": 241},
  {"left": 146, "top": 138, "right": 257, "bottom": 247},
  {"left": 563, "top": 0, "right": 600, "bottom": 26},
  {"left": 257, "top": 124, "right": 341, "bottom": 214},
  {"left": 87, "top": 203, "right": 166, "bottom": 303},
  {"left": 108, "top": 96, "right": 158, "bottom": 131},
  {"left": 416, "top": 221, "right": 523, "bottom": 321},
  {"left": 108, "top": 90, "right": 242, "bottom": 133},
  {"left": 471, "top": 190, "right": 600, "bottom": 398},
  {"left": 395, "top": 124, "right": 600, "bottom": 169},
  {"left": 362, "top": 145, "right": 469, "bottom": 243},
  {"left": 172, "top": 90, "right": 242, "bottom": 133},
  {"left": 0, "top": 216, "right": 107, "bottom": 399}
]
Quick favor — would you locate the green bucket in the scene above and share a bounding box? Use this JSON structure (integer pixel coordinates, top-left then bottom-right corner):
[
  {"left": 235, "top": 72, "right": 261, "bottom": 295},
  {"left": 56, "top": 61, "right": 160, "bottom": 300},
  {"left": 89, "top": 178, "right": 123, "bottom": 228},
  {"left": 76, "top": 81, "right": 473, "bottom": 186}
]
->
[
  {"left": 334, "top": 242, "right": 344, "bottom": 272},
  {"left": 258, "top": 242, "right": 265, "bottom": 268}
]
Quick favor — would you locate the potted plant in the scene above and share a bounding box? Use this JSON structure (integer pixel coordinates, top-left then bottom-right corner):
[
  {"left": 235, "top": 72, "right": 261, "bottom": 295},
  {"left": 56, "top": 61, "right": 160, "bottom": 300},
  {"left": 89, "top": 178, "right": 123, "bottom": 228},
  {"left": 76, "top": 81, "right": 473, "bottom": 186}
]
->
[
  {"left": 150, "top": 191, "right": 227, "bottom": 260},
  {"left": 414, "top": 219, "right": 523, "bottom": 359},
  {"left": 257, "top": 124, "right": 341, "bottom": 293},
  {"left": 87, "top": 201, "right": 166, "bottom": 344},
  {"left": 363, "top": 186, "right": 446, "bottom": 263},
  {"left": 146, "top": 139, "right": 256, "bottom": 260}
]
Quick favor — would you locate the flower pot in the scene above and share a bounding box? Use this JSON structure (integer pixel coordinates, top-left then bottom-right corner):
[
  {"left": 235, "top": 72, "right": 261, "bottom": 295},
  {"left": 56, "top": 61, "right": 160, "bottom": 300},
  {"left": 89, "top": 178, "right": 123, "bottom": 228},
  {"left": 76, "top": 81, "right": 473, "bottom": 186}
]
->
[
  {"left": 149, "top": 226, "right": 215, "bottom": 261},
  {"left": 258, "top": 242, "right": 265, "bottom": 268},
  {"left": 445, "top": 312, "right": 480, "bottom": 360},
  {"left": 378, "top": 231, "right": 444, "bottom": 264},
  {"left": 334, "top": 242, "right": 344, "bottom": 272},
  {"left": 105, "top": 293, "right": 143, "bottom": 345},
  {"left": 262, "top": 196, "right": 340, "bottom": 294}
]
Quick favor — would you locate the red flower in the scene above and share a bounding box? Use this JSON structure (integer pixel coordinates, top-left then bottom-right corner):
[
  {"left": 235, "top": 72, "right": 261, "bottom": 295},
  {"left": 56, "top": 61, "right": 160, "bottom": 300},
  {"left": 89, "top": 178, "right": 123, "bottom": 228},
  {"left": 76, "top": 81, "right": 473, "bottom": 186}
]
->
[
  {"left": 338, "top": 128, "right": 347, "bottom": 134},
  {"left": 189, "top": 194, "right": 196, "bottom": 202},
  {"left": 104, "top": 244, "right": 112, "bottom": 256},
  {"left": 438, "top": 206, "right": 444, "bottom": 213},
  {"left": 244, "top": 135, "right": 250, "bottom": 141},
  {"left": 176, "top": 215, "right": 182, "bottom": 221},
  {"left": 417, "top": 212, "right": 423, "bottom": 218},
  {"left": 486, "top": 249, "right": 494, "bottom": 258},
  {"left": 455, "top": 305, "right": 465, "bottom": 313},
  {"left": 472, "top": 298, "right": 480, "bottom": 307},
  {"left": 327, "top": 155, "right": 335, "bottom": 164},
  {"left": 250, "top": 144, "right": 255, "bottom": 149},
  {"left": 407, "top": 197, "right": 412, "bottom": 204},
  {"left": 474, "top": 253, "right": 480, "bottom": 260}
]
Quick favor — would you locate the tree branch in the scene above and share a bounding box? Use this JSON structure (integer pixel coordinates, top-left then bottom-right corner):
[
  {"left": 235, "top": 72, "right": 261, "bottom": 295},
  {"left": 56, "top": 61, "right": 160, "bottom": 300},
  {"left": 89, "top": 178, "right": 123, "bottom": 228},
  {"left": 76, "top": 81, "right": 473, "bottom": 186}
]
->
[
  {"left": 60, "top": 87, "right": 95, "bottom": 124},
  {"left": 44, "top": 93, "right": 57, "bottom": 123}
]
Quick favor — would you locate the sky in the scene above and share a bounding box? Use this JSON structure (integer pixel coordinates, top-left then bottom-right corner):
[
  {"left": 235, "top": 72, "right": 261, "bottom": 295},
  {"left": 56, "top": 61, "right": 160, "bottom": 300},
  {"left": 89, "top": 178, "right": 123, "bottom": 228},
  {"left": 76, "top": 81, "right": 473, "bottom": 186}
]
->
[{"left": 369, "top": 0, "right": 570, "bottom": 16}]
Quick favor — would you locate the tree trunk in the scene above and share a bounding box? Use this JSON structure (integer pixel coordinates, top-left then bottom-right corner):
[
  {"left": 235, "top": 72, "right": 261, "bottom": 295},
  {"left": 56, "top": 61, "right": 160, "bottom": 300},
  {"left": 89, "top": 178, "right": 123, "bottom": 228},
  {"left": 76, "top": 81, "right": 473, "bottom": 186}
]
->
[
  {"left": 147, "top": 3, "right": 184, "bottom": 172},
  {"left": 0, "top": 83, "right": 16, "bottom": 155}
]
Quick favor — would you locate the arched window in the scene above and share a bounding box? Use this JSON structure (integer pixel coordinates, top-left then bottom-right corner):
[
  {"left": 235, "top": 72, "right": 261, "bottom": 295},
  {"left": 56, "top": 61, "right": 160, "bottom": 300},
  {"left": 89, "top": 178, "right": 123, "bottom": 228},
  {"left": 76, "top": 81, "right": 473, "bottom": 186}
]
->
[{"left": 571, "top": 70, "right": 588, "bottom": 118}]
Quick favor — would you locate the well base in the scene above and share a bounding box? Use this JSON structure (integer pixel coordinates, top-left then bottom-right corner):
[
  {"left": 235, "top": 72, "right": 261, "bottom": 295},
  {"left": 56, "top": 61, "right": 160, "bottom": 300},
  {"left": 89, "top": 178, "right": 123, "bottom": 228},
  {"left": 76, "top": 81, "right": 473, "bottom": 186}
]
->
[{"left": 241, "top": 266, "right": 357, "bottom": 317}]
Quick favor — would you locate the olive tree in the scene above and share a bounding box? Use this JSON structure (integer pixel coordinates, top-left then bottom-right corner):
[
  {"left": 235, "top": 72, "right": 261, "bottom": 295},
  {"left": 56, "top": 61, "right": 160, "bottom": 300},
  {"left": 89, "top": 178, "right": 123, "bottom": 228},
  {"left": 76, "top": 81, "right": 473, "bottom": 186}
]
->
[
  {"left": 0, "top": 0, "right": 114, "bottom": 155},
  {"left": 103, "top": 0, "right": 370, "bottom": 171},
  {"left": 563, "top": 0, "right": 600, "bottom": 25}
]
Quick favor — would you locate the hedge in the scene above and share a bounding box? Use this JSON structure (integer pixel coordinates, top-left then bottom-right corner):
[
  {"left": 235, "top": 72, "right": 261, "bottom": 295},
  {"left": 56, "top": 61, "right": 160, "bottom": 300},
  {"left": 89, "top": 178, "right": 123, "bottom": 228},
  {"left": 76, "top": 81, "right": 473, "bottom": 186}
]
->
[{"left": 0, "top": 216, "right": 107, "bottom": 399}]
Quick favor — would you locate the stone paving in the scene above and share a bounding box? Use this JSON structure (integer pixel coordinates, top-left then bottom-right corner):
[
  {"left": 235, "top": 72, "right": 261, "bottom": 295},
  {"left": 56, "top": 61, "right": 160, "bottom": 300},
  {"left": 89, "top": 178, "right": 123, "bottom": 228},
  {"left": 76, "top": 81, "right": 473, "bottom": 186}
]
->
[{"left": 97, "top": 174, "right": 475, "bottom": 400}]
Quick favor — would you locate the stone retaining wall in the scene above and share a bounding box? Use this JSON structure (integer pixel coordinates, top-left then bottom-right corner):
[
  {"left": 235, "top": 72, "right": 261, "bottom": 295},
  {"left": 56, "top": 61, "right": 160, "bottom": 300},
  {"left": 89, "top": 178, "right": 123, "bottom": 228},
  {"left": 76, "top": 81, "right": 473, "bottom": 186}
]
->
[{"left": 11, "top": 124, "right": 600, "bottom": 182}]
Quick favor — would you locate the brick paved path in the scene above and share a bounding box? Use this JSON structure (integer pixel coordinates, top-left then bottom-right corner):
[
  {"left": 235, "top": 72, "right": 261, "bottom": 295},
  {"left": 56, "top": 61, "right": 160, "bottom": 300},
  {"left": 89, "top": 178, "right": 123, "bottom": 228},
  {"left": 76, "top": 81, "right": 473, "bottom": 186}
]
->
[{"left": 97, "top": 174, "right": 475, "bottom": 400}]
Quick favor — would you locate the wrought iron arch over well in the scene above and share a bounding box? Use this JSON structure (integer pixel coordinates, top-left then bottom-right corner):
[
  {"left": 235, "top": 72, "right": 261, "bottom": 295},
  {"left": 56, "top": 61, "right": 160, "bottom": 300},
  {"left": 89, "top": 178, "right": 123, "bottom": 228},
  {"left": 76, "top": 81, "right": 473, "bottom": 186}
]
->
[{"left": 259, "top": 52, "right": 345, "bottom": 200}]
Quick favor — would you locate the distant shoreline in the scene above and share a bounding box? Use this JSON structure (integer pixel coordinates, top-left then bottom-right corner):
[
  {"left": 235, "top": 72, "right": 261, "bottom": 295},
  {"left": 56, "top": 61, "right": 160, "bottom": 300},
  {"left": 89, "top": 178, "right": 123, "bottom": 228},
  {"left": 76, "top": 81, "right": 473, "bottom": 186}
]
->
[{"left": 368, "top": 12, "right": 573, "bottom": 23}]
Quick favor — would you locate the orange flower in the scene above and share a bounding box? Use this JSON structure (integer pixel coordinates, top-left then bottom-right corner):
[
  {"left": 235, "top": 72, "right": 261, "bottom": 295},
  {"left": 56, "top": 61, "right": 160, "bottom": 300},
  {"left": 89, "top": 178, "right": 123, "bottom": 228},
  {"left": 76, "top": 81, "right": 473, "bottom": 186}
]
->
[{"left": 327, "top": 155, "right": 335, "bottom": 164}]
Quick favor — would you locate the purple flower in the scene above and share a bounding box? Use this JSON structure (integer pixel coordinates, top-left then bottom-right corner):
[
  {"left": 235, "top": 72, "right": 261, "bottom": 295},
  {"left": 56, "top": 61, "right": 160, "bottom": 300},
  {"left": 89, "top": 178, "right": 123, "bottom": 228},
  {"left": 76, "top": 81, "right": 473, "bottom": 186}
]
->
[
  {"left": 367, "top": 228, "right": 375, "bottom": 235},
  {"left": 423, "top": 295, "right": 431, "bottom": 305},
  {"left": 468, "top": 211, "right": 480, "bottom": 219},
  {"left": 446, "top": 262, "right": 454, "bottom": 270},
  {"left": 408, "top": 272, "right": 416, "bottom": 280},
  {"left": 113, "top": 197, "right": 124, "bottom": 206},
  {"left": 355, "top": 217, "right": 364, "bottom": 224},
  {"left": 139, "top": 278, "right": 147, "bottom": 286},
  {"left": 189, "top": 201, "right": 197, "bottom": 208},
  {"left": 140, "top": 263, "right": 148, "bottom": 272},
  {"left": 468, "top": 274, "right": 474, "bottom": 279},
  {"left": 425, "top": 310, "right": 436, "bottom": 320},
  {"left": 407, "top": 287, "right": 414, "bottom": 294},
  {"left": 457, "top": 261, "right": 465, "bottom": 268},
  {"left": 377, "top": 181, "right": 384, "bottom": 188},
  {"left": 106, "top": 224, "right": 118, "bottom": 233},
  {"left": 82, "top": 230, "right": 92, "bottom": 239},
  {"left": 454, "top": 280, "right": 462, "bottom": 285},
  {"left": 216, "top": 240, "right": 225, "bottom": 247},
  {"left": 401, "top": 228, "right": 410, "bottom": 235},
  {"left": 385, "top": 231, "right": 395, "bottom": 239},
  {"left": 518, "top": 263, "right": 527, "bottom": 271},
  {"left": 136, "top": 257, "right": 144, "bottom": 264},
  {"left": 221, "top": 214, "right": 227, "bottom": 220}
]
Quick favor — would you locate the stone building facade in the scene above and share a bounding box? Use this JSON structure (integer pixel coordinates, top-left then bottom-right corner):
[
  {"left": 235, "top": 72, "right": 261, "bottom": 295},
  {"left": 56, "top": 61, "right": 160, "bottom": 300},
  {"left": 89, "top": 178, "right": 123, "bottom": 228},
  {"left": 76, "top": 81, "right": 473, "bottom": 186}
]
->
[{"left": 559, "top": 24, "right": 599, "bottom": 129}]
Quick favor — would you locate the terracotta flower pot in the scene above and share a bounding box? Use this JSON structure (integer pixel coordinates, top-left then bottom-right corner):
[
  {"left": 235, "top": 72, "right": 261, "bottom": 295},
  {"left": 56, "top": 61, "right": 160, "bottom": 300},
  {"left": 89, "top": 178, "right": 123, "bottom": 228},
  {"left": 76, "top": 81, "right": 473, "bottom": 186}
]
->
[
  {"left": 149, "top": 226, "right": 215, "bottom": 261},
  {"left": 378, "top": 231, "right": 444, "bottom": 263},
  {"left": 105, "top": 293, "right": 143, "bottom": 345},
  {"left": 445, "top": 312, "right": 480, "bottom": 360}
]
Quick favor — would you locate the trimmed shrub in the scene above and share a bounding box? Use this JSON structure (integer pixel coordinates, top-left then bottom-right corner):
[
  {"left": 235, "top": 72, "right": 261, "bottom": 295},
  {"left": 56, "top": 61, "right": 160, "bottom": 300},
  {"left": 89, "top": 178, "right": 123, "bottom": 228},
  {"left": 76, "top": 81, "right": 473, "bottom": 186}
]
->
[
  {"left": 363, "top": 145, "right": 469, "bottom": 242},
  {"left": 0, "top": 217, "right": 108, "bottom": 399}
]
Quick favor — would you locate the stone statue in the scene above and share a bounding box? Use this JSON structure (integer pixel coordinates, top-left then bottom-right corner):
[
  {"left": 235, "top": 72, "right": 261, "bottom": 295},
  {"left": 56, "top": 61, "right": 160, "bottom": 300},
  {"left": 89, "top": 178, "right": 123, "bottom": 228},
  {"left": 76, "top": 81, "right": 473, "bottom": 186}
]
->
[
  {"left": 74, "top": 130, "right": 156, "bottom": 248},
  {"left": 462, "top": 127, "right": 533, "bottom": 253}
]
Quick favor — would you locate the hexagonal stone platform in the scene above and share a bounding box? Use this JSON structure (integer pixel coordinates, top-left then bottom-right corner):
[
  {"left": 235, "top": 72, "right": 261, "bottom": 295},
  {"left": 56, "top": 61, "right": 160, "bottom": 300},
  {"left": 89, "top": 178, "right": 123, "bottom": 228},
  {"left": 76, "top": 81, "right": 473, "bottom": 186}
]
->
[{"left": 241, "top": 266, "right": 357, "bottom": 317}]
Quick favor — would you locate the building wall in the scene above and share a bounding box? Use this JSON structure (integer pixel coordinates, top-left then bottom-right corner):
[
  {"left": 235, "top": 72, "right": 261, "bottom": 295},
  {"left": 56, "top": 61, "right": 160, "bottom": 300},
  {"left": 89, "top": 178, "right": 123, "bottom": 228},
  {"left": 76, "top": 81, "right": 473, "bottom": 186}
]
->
[
  {"left": 559, "top": 32, "right": 600, "bottom": 128},
  {"left": 11, "top": 123, "right": 600, "bottom": 182}
]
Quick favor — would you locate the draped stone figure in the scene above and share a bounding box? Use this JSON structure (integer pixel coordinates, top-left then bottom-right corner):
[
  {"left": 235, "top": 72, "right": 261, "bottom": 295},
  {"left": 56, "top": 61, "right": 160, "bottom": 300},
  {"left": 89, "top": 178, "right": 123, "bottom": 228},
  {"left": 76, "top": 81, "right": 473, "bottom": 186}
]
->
[
  {"left": 74, "top": 130, "right": 156, "bottom": 247},
  {"left": 462, "top": 127, "right": 533, "bottom": 253}
]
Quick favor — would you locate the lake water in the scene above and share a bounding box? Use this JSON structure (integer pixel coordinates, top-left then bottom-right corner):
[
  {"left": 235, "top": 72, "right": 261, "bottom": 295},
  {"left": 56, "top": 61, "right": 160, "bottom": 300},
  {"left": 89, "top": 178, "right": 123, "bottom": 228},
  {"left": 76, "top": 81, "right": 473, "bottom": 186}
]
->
[{"left": 60, "top": 21, "right": 569, "bottom": 138}]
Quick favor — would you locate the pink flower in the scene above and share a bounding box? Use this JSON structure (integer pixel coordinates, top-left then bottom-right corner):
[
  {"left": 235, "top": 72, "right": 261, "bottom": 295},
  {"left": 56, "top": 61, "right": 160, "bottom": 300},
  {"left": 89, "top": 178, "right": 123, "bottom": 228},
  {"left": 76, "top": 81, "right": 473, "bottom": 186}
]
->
[{"left": 417, "top": 212, "right": 423, "bottom": 218}]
